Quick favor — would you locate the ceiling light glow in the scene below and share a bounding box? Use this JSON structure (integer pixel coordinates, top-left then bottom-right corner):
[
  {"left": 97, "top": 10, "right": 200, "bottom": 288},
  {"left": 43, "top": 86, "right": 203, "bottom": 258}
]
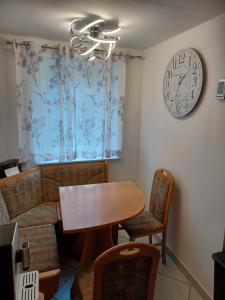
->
[
  {"left": 105, "top": 43, "right": 113, "bottom": 60},
  {"left": 88, "top": 56, "right": 96, "bottom": 61}
]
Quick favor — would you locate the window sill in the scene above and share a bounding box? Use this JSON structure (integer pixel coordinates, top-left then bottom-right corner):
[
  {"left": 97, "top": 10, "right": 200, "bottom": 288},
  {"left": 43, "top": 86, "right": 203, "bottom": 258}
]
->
[{"left": 37, "top": 157, "right": 121, "bottom": 166}]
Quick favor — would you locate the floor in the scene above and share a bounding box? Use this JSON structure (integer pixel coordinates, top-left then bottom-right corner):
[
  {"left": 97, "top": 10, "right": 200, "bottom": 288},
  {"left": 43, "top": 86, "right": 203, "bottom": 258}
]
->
[{"left": 51, "top": 232, "right": 204, "bottom": 300}]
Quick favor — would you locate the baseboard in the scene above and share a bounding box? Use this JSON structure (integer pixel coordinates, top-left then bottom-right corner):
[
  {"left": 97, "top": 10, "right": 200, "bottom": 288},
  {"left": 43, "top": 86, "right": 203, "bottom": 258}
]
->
[{"left": 154, "top": 235, "right": 212, "bottom": 300}]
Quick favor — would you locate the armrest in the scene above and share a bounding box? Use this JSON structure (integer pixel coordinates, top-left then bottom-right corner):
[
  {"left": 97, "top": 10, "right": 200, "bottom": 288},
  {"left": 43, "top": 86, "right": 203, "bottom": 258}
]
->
[
  {"left": 39, "top": 269, "right": 61, "bottom": 300},
  {"left": 39, "top": 292, "right": 44, "bottom": 300}
]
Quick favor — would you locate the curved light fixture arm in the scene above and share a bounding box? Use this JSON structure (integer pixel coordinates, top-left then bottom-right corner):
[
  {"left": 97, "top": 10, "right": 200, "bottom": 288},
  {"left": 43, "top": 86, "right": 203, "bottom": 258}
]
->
[
  {"left": 68, "top": 19, "right": 82, "bottom": 34},
  {"left": 87, "top": 36, "right": 117, "bottom": 44},
  {"left": 105, "top": 43, "right": 113, "bottom": 60}
]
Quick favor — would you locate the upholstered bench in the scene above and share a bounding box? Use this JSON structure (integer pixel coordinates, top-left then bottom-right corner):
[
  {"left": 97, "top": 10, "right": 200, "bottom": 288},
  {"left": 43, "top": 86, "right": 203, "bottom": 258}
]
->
[
  {"left": 0, "top": 168, "right": 59, "bottom": 228},
  {"left": 0, "top": 161, "right": 108, "bottom": 228},
  {"left": 19, "top": 224, "right": 60, "bottom": 300},
  {"left": 0, "top": 192, "right": 60, "bottom": 300},
  {"left": 0, "top": 160, "right": 108, "bottom": 299}
]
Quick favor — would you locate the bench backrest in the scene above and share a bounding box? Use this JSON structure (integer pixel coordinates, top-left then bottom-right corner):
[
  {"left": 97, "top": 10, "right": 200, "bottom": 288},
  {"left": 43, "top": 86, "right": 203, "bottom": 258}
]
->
[
  {"left": 0, "top": 168, "right": 42, "bottom": 218},
  {"left": 0, "top": 161, "right": 108, "bottom": 218},
  {"left": 40, "top": 161, "right": 108, "bottom": 202}
]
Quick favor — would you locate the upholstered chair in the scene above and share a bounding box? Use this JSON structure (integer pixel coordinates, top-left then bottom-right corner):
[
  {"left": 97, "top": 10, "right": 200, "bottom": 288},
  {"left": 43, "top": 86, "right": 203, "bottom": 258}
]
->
[
  {"left": 71, "top": 242, "right": 160, "bottom": 300},
  {"left": 121, "top": 169, "right": 174, "bottom": 265}
]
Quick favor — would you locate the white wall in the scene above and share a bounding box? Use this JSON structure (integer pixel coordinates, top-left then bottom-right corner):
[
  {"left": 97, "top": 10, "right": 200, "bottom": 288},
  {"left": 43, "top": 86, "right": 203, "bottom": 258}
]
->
[
  {"left": 139, "top": 13, "right": 225, "bottom": 297},
  {"left": 0, "top": 36, "right": 143, "bottom": 181}
]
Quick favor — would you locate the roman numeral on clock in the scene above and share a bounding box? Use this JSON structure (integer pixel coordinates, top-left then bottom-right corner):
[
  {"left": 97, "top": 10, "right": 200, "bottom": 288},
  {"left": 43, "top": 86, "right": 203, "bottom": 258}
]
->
[{"left": 173, "top": 58, "right": 177, "bottom": 69}]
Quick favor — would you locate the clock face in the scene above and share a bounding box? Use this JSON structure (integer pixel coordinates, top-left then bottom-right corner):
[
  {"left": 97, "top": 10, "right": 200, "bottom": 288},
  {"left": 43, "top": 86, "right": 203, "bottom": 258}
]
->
[{"left": 163, "top": 48, "right": 203, "bottom": 118}]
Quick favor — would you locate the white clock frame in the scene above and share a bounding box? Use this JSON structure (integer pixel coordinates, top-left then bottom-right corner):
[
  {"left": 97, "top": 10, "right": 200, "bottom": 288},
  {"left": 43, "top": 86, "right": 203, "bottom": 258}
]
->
[{"left": 163, "top": 48, "right": 203, "bottom": 118}]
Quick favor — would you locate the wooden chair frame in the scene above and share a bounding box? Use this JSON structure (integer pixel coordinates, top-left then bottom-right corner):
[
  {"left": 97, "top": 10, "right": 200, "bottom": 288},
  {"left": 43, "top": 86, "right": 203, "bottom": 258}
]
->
[
  {"left": 39, "top": 269, "right": 60, "bottom": 300},
  {"left": 120, "top": 169, "right": 174, "bottom": 265},
  {"left": 92, "top": 242, "right": 160, "bottom": 300}
]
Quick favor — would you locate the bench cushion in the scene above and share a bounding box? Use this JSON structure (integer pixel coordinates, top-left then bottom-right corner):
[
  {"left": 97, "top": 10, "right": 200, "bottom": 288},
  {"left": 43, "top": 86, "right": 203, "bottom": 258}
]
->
[
  {"left": 11, "top": 202, "right": 58, "bottom": 228},
  {"left": 19, "top": 224, "right": 60, "bottom": 273},
  {"left": 0, "top": 168, "right": 42, "bottom": 218}
]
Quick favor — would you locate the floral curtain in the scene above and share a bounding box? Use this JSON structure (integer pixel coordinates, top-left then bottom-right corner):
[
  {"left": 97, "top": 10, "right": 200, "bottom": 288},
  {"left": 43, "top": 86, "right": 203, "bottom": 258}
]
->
[{"left": 13, "top": 42, "right": 125, "bottom": 163}]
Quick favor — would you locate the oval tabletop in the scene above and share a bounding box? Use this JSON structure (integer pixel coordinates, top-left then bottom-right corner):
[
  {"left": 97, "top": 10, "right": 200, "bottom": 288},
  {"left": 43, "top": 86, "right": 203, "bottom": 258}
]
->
[{"left": 59, "top": 181, "right": 145, "bottom": 233}]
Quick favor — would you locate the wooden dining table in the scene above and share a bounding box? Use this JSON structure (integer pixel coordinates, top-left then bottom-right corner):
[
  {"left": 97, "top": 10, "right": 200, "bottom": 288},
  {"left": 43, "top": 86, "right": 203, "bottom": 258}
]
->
[{"left": 59, "top": 181, "right": 145, "bottom": 267}]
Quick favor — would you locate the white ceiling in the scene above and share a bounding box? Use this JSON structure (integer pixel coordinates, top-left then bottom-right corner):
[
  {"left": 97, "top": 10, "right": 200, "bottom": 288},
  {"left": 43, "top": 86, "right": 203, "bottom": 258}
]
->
[{"left": 0, "top": 0, "right": 224, "bottom": 49}]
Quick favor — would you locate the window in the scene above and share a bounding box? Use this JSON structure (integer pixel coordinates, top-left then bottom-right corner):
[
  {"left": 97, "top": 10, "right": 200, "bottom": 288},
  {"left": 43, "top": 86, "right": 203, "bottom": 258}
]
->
[{"left": 14, "top": 43, "right": 126, "bottom": 163}]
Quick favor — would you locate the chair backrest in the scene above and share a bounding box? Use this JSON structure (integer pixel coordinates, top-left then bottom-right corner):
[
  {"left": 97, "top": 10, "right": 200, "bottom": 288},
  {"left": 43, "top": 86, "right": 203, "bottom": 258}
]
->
[
  {"left": 149, "top": 169, "right": 174, "bottom": 225},
  {"left": 93, "top": 242, "right": 160, "bottom": 300}
]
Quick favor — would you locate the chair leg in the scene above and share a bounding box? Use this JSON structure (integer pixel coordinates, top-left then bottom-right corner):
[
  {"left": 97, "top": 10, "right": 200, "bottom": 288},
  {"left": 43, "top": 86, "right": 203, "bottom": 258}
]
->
[
  {"left": 149, "top": 235, "right": 152, "bottom": 244},
  {"left": 129, "top": 236, "right": 135, "bottom": 242},
  {"left": 112, "top": 225, "right": 119, "bottom": 245},
  {"left": 162, "top": 232, "right": 167, "bottom": 265}
]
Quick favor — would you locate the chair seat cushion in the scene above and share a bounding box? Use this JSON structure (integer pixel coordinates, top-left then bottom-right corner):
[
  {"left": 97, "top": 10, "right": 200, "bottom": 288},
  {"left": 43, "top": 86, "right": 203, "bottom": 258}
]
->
[
  {"left": 122, "top": 211, "right": 163, "bottom": 236},
  {"left": 11, "top": 202, "right": 58, "bottom": 228},
  {"left": 71, "top": 265, "right": 94, "bottom": 300},
  {"left": 19, "top": 224, "right": 60, "bottom": 273}
]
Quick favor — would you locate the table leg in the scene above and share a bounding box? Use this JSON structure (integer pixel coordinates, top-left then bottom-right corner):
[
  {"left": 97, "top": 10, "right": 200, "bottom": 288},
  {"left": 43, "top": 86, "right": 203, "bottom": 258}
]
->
[{"left": 71, "top": 226, "right": 114, "bottom": 268}]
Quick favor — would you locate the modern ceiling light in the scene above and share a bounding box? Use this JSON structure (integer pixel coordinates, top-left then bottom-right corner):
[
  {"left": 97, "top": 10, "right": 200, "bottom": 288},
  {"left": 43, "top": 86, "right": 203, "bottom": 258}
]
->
[
  {"left": 79, "top": 19, "right": 105, "bottom": 33},
  {"left": 88, "top": 55, "right": 96, "bottom": 61},
  {"left": 68, "top": 19, "right": 83, "bottom": 35},
  {"left": 87, "top": 35, "right": 117, "bottom": 44},
  {"left": 105, "top": 43, "right": 113, "bottom": 60},
  {"left": 69, "top": 18, "right": 121, "bottom": 60},
  {"left": 102, "top": 27, "right": 121, "bottom": 35},
  {"left": 80, "top": 42, "right": 100, "bottom": 56}
]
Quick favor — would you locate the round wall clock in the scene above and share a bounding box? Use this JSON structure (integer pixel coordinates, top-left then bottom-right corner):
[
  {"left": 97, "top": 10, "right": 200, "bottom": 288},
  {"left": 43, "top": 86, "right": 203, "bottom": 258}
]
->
[{"left": 163, "top": 48, "right": 203, "bottom": 118}]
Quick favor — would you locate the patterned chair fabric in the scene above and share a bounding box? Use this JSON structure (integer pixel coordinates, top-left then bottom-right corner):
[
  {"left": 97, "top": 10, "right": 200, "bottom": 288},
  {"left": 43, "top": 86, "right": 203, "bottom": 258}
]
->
[
  {"left": 102, "top": 257, "right": 152, "bottom": 299},
  {"left": 11, "top": 202, "right": 58, "bottom": 228},
  {"left": 73, "top": 257, "right": 152, "bottom": 300},
  {"left": 0, "top": 190, "right": 10, "bottom": 225},
  {"left": 0, "top": 168, "right": 42, "bottom": 218},
  {"left": 72, "top": 265, "right": 94, "bottom": 300},
  {"left": 40, "top": 161, "right": 108, "bottom": 202},
  {"left": 122, "top": 211, "right": 163, "bottom": 236},
  {"left": 19, "top": 224, "right": 60, "bottom": 273},
  {"left": 149, "top": 175, "right": 169, "bottom": 223}
]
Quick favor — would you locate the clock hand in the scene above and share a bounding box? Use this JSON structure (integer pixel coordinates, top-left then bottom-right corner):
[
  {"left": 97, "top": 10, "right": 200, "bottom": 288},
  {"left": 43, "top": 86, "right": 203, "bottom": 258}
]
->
[
  {"left": 178, "top": 73, "right": 187, "bottom": 85},
  {"left": 175, "top": 74, "right": 186, "bottom": 98},
  {"left": 176, "top": 73, "right": 188, "bottom": 98},
  {"left": 175, "top": 75, "right": 183, "bottom": 98}
]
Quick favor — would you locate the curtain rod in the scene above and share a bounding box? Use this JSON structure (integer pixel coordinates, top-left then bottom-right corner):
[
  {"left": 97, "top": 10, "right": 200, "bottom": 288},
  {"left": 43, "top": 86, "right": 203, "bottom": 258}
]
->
[{"left": 6, "top": 41, "right": 144, "bottom": 60}]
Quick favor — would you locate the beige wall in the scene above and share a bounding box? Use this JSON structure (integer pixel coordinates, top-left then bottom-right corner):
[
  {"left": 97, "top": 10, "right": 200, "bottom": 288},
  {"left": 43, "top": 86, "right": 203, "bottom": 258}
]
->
[
  {"left": 139, "top": 13, "right": 225, "bottom": 297},
  {"left": 0, "top": 37, "right": 143, "bottom": 181},
  {"left": 0, "top": 42, "right": 18, "bottom": 161}
]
